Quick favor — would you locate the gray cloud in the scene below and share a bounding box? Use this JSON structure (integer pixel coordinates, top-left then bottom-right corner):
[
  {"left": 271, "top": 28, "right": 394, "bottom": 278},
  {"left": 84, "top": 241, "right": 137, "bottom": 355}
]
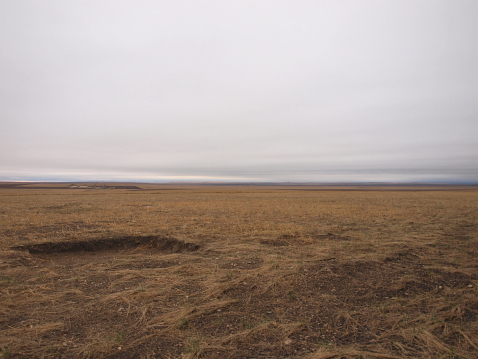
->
[{"left": 1, "top": 1, "right": 477, "bottom": 182}]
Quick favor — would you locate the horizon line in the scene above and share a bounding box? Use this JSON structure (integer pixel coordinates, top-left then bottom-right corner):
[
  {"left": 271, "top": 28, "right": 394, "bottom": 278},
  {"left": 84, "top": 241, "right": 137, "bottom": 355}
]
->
[{"left": 1, "top": 180, "right": 478, "bottom": 186}]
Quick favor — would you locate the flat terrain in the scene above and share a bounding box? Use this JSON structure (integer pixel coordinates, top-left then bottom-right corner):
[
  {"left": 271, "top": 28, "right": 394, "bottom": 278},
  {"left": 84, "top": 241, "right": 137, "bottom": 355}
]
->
[{"left": 0, "top": 183, "right": 477, "bottom": 358}]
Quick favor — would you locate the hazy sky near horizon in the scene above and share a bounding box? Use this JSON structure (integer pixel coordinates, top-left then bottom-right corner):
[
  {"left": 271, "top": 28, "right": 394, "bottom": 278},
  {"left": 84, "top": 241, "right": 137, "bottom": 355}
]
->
[{"left": 1, "top": 0, "right": 477, "bottom": 182}]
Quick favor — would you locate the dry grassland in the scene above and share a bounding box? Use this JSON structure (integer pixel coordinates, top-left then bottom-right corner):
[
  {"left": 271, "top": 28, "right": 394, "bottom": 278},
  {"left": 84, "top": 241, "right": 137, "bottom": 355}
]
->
[{"left": 0, "top": 184, "right": 477, "bottom": 358}]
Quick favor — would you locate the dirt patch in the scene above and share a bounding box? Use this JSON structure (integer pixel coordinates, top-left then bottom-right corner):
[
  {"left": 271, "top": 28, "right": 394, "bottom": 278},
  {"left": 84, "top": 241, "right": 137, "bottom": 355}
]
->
[
  {"left": 260, "top": 238, "right": 292, "bottom": 246},
  {"left": 313, "top": 233, "right": 353, "bottom": 241},
  {"left": 189, "top": 255, "right": 477, "bottom": 358},
  {"left": 11, "top": 236, "right": 200, "bottom": 254},
  {"left": 219, "top": 257, "right": 264, "bottom": 270},
  {"left": 261, "top": 233, "right": 351, "bottom": 246},
  {"left": 384, "top": 249, "right": 422, "bottom": 263}
]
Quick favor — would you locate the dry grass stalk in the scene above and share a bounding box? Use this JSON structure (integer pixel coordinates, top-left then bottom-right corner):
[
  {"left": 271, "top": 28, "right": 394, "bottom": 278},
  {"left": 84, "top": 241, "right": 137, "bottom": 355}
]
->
[{"left": 0, "top": 184, "right": 476, "bottom": 358}]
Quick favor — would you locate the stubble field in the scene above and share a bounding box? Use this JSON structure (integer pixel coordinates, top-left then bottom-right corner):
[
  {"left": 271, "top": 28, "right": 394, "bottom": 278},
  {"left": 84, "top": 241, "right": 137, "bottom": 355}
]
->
[{"left": 0, "top": 183, "right": 477, "bottom": 358}]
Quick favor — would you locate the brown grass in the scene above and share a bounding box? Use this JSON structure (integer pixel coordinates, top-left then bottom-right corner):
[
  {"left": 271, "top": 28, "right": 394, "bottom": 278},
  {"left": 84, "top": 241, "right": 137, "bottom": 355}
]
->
[{"left": 0, "top": 184, "right": 477, "bottom": 358}]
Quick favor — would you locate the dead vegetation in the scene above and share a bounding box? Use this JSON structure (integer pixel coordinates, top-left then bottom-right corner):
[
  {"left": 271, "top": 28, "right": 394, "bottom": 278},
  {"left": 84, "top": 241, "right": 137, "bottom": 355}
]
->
[{"left": 0, "top": 184, "right": 477, "bottom": 358}]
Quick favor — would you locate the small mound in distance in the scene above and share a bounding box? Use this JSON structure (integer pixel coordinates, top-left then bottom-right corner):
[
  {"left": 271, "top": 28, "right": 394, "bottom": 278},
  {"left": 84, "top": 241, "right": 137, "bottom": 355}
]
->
[{"left": 12, "top": 236, "right": 200, "bottom": 254}]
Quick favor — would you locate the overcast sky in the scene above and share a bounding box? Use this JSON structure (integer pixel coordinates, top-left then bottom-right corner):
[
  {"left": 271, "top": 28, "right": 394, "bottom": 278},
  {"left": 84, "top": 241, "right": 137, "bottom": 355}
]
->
[{"left": 1, "top": 1, "right": 477, "bottom": 183}]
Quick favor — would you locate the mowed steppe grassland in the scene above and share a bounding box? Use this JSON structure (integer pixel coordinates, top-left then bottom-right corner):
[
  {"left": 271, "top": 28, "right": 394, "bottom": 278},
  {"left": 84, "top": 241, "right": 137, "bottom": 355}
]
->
[{"left": 0, "top": 185, "right": 477, "bottom": 358}]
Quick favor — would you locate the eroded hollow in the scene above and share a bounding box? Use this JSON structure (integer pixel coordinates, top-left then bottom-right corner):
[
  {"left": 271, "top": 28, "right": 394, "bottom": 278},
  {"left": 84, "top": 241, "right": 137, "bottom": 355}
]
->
[{"left": 12, "top": 236, "right": 200, "bottom": 254}]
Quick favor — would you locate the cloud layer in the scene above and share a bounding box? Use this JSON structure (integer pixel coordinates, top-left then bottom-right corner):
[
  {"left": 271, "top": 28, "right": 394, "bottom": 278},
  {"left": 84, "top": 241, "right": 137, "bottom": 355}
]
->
[{"left": 1, "top": 1, "right": 477, "bottom": 182}]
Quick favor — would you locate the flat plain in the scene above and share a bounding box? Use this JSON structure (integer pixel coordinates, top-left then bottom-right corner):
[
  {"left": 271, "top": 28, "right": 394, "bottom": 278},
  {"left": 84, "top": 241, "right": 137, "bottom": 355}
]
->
[{"left": 0, "top": 183, "right": 477, "bottom": 358}]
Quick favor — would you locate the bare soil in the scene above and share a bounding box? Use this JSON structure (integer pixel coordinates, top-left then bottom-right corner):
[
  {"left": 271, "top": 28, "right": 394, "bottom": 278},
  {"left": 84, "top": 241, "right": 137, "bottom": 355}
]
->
[{"left": 12, "top": 236, "right": 200, "bottom": 254}]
